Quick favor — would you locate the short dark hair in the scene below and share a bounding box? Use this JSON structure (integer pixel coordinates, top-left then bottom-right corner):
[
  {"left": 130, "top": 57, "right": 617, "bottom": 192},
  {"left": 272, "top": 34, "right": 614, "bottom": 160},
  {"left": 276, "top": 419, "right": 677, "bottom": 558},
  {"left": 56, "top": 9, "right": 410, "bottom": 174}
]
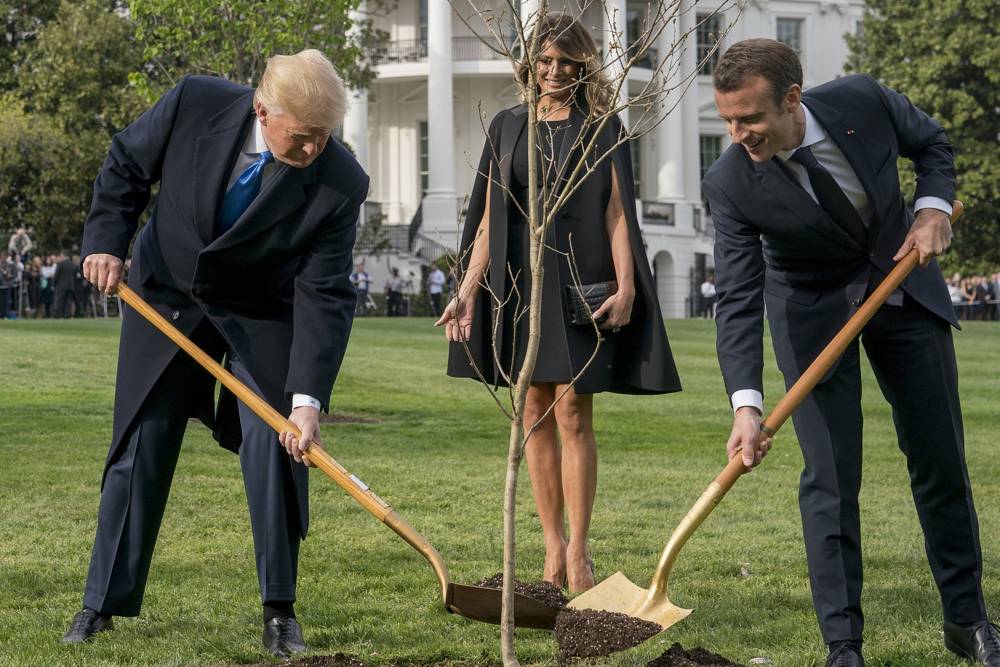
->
[{"left": 712, "top": 38, "right": 803, "bottom": 106}]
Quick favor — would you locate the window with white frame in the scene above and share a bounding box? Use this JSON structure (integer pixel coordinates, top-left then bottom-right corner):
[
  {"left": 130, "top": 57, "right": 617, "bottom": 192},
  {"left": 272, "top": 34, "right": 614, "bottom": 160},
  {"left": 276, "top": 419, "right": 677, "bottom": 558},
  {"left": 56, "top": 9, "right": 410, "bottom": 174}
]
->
[
  {"left": 776, "top": 17, "right": 803, "bottom": 57},
  {"left": 696, "top": 13, "right": 722, "bottom": 75}
]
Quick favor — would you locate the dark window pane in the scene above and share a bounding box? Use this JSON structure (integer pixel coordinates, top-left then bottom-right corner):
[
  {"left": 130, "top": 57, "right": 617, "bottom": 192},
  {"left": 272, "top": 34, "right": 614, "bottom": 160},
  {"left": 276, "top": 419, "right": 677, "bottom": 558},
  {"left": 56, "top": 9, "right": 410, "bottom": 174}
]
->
[
  {"left": 699, "top": 135, "right": 723, "bottom": 180},
  {"left": 419, "top": 121, "right": 429, "bottom": 196},
  {"left": 776, "top": 17, "right": 803, "bottom": 55},
  {"left": 696, "top": 13, "right": 722, "bottom": 76}
]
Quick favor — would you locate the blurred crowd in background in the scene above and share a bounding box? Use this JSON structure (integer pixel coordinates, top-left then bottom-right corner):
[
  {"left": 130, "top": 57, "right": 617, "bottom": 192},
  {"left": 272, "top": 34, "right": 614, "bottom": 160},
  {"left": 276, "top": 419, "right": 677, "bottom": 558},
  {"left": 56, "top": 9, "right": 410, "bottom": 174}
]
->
[
  {"left": 948, "top": 273, "right": 1000, "bottom": 321},
  {"left": 2, "top": 228, "right": 122, "bottom": 319}
]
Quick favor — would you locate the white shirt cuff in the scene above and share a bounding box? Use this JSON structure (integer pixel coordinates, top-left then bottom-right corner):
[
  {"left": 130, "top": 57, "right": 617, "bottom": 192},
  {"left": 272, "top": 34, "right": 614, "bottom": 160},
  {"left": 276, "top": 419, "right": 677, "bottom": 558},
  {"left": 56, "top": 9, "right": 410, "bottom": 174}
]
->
[
  {"left": 731, "top": 389, "right": 764, "bottom": 414},
  {"left": 914, "top": 196, "right": 952, "bottom": 217},
  {"left": 291, "top": 393, "right": 321, "bottom": 410}
]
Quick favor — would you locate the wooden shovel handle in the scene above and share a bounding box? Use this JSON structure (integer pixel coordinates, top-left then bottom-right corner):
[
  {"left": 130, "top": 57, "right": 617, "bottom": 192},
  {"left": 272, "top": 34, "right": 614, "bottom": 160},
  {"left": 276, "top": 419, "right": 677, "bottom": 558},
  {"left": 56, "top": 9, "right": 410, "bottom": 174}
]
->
[
  {"left": 714, "top": 200, "right": 964, "bottom": 492},
  {"left": 114, "top": 284, "right": 456, "bottom": 603},
  {"left": 114, "top": 283, "right": 394, "bottom": 520}
]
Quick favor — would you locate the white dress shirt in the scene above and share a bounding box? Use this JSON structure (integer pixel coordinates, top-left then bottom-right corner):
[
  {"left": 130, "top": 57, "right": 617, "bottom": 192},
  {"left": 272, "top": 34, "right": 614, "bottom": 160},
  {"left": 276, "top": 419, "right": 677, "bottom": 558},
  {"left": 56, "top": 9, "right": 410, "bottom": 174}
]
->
[{"left": 731, "top": 103, "right": 952, "bottom": 415}]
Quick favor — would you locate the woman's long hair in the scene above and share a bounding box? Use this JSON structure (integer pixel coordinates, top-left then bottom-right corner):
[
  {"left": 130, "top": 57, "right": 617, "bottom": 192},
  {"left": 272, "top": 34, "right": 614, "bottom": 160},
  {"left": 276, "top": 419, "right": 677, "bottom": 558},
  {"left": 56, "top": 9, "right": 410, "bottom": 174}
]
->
[{"left": 516, "top": 13, "right": 614, "bottom": 114}]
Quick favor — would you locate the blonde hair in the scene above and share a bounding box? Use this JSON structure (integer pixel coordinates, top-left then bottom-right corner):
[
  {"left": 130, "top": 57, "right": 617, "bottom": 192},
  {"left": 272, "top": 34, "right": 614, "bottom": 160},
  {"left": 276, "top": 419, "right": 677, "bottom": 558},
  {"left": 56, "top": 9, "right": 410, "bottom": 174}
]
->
[
  {"left": 254, "top": 49, "right": 348, "bottom": 131},
  {"left": 517, "top": 13, "right": 614, "bottom": 114}
]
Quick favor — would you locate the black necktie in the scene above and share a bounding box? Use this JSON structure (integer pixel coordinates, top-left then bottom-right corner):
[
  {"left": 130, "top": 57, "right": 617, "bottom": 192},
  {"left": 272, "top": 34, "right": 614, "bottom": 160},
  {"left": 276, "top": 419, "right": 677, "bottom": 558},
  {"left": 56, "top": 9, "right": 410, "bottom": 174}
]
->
[{"left": 789, "top": 146, "right": 867, "bottom": 247}]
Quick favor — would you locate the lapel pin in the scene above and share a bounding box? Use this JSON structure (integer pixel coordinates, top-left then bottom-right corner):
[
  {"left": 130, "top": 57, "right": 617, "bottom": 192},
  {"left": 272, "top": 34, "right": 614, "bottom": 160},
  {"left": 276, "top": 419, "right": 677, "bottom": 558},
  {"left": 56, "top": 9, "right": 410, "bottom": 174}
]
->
[{"left": 847, "top": 128, "right": 855, "bottom": 135}]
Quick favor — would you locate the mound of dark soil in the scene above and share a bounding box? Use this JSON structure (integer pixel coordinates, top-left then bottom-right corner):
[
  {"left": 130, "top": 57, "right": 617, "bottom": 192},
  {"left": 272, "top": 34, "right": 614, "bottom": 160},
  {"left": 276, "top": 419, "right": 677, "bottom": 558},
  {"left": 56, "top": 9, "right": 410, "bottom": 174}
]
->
[
  {"left": 554, "top": 608, "right": 662, "bottom": 658},
  {"left": 645, "top": 642, "right": 745, "bottom": 667},
  {"left": 475, "top": 572, "right": 569, "bottom": 609},
  {"left": 219, "top": 654, "right": 368, "bottom": 667}
]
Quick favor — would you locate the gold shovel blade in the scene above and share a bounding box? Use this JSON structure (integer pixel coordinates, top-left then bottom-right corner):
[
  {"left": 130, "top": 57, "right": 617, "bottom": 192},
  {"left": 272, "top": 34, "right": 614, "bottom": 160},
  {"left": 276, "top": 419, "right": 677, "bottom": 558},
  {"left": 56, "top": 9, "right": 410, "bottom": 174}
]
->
[{"left": 566, "top": 571, "right": 692, "bottom": 630}]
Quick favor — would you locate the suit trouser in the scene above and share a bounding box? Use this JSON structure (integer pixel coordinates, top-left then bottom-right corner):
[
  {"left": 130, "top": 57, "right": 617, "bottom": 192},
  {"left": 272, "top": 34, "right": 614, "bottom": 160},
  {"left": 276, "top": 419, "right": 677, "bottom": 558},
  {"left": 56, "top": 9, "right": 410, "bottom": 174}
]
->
[
  {"left": 82, "top": 338, "right": 302, "bottom": 616},
  {"left": 791, "top": 297, "right": 986, "bottom": 643}
]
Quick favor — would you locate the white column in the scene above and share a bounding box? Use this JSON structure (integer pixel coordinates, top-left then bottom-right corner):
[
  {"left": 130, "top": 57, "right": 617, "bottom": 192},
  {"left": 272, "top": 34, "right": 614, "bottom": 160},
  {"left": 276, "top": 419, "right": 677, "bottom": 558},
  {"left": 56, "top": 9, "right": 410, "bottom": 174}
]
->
[
  {"left": 655, "top": 1, "right": 686, "bottom": 202},
  {"left": 679, "top": 4, "right": 701, "bottom": 204},
  {"left": 422, "top": 0, "right": 458, "bottom": 244},
  {"left": 520, "top": 0, "right": 539, "bottom": 27},
  {"left": 343, "top": 89, "right": 368, "bottom": 173},
  {"left": 603, "top": 0, "right": 629, "bottom": 127},
  {"left": 343, "top": 2, "right": 369, "bottom": 224}
]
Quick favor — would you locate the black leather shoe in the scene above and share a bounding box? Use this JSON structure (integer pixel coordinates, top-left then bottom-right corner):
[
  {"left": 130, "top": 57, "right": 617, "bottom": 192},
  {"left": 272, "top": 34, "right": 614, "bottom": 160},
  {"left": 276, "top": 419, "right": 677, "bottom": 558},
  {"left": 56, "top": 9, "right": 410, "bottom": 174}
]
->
[
  {"left": 944, "top": 621, "right": 1000, "bottom": 666},
  {"left": 61, "top": 608, "right": 113, "bottom": 644},
  {"left": 262, "top": 615, "right": 306, "bottom": 658},
  {"left": 825, "top": 643, "right": 864, "bottom": 667}
]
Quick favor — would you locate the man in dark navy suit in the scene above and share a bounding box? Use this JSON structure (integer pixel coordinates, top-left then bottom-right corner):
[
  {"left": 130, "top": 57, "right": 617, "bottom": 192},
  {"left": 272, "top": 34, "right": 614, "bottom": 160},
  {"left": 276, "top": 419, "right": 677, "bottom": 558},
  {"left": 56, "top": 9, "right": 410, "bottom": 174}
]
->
[
  {"left": 61, "top": 50, "right": 368, "bottom": 658},
  {"left": 703, "top": 39, "right": 997, "bottom": 666}
]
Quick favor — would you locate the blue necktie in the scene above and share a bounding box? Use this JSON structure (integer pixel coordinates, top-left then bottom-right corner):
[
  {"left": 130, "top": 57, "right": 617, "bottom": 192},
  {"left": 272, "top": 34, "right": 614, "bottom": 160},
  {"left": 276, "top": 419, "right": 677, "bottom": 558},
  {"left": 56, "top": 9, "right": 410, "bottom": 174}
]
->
[{"left": 217, "top": 150, "right": 274, "bottom": 236}]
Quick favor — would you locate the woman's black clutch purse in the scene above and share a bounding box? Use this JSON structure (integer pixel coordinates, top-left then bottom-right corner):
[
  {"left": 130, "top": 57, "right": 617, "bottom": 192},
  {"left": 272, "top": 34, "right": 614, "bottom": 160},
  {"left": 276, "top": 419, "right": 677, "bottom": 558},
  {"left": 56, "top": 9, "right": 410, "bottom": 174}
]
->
[{"left": 565, "top": 280, "right": 617, "bottom": 326}]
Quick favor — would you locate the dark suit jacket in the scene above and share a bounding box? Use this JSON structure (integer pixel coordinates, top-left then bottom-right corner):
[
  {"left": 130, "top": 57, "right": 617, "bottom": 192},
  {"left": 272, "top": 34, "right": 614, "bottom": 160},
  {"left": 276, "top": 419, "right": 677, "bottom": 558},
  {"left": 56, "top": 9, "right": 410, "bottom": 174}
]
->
[
  {"left": 702, "top": 74, "right": 956, "bottom": 401},
  {"left": 53, "top": 259, "right": 78, "bottom": 292},
  {"left": 81, "top": 75, "right": 368, "bottom": 535}
]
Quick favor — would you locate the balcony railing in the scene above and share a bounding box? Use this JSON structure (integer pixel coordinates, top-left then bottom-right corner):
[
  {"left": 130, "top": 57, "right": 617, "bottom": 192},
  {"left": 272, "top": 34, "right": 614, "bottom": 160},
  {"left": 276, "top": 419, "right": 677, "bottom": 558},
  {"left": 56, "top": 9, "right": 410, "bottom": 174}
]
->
[
  {"left": 370, "top": 39, "right": 427, "bottom": 65},
  {"left": 370, "top": 38, "right": 657, "bottom": 69},
  {"left": 641, "top": 200, "right": 675, "bottom": 226},
  {"left": 452, "top": 36, "right": 513, "bottom": 61}
]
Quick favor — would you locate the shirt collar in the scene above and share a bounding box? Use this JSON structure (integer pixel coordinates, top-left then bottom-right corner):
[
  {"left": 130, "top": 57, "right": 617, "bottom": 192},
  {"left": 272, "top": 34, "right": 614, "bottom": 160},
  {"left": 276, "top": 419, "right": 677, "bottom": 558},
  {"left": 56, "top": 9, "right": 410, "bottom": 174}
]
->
[
  {"left": 243, "top": 116, "right": 269, "bottom": 155},
  {"left": 778, "top": 103, "right": 825, "bottom": 162}
]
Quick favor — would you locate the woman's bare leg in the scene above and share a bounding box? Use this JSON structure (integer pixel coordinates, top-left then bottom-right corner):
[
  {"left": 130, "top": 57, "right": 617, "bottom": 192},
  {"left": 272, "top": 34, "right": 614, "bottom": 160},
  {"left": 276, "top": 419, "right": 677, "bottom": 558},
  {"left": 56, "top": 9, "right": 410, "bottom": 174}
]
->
[
  {"left": 524, "top": 383, "right": 567, "bottom": 586},
  {"left": 554, "top": 384, "right": 597, "bottom": 592}
]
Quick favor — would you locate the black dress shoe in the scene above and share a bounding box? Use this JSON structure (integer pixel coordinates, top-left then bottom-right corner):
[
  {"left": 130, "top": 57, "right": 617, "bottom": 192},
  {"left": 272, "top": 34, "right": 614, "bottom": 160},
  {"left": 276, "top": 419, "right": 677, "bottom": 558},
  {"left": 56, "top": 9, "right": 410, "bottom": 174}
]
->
[
  {"left": 262, "top": 615, "right": 307, "bottom": 658},
  {"left": 825, "top": 643, "right": 864, "bottom": 667},
  {"left": 944, "top": 620, "right": 1000, "bottom": 666},
  {"left": 61, "top": 608, "right": 113, "bottom": 644}
]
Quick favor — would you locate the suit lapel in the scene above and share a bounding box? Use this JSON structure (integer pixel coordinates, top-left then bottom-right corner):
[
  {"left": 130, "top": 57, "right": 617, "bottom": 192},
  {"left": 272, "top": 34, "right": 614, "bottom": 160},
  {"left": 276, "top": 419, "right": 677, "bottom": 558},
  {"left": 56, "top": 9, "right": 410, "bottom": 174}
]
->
[
  {"left": 208, "top": 159, "right": 315, "bottom": 252},
  {"left": 803, "top": 95, "right": 884, "bottom": 237},
  {"left": 753, "top": 157, "right": 861, "bottom": 248},
  {"left": 193, "top": 92, "right": 255, "bottom": 245}
]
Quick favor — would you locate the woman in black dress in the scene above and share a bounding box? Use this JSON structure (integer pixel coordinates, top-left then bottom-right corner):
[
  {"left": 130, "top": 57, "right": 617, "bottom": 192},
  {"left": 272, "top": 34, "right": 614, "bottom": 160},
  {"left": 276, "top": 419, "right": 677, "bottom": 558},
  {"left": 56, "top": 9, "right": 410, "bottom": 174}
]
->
[{"left": 437, "top": 14, "right": 681, "bottom": 592}]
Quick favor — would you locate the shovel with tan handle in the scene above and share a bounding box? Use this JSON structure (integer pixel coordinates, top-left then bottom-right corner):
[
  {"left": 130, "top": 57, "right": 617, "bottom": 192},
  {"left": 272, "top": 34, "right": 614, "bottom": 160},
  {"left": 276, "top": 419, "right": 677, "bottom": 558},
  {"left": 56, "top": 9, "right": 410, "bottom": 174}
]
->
[
  {"left": 568, "top": 201, "right": 964, "bottom": 630},
  {"left": 114, "top": 283, "right": 560, "bottom": 630}
]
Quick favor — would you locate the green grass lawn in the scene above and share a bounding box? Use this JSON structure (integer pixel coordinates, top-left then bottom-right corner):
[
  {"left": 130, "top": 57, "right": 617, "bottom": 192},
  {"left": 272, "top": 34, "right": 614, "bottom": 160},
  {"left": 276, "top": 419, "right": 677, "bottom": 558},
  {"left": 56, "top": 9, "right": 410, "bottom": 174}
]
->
[{"left": 0, "top": 317, "right": 997, "bottom": 666}]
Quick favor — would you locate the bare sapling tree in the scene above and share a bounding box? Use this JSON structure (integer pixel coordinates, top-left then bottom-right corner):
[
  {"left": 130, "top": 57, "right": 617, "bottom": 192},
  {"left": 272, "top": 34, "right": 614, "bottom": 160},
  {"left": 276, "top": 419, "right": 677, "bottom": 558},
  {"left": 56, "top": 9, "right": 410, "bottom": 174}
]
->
[{"left": 445, "top": 1, "right": 742, "bottom": 663}]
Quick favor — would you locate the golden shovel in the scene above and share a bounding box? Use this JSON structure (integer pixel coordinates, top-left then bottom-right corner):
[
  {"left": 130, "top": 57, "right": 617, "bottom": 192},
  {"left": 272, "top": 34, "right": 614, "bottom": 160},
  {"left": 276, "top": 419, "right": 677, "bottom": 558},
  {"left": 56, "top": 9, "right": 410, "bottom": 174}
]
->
[{"left": 568, "top": 202, "right": 964, "bottom": 630}]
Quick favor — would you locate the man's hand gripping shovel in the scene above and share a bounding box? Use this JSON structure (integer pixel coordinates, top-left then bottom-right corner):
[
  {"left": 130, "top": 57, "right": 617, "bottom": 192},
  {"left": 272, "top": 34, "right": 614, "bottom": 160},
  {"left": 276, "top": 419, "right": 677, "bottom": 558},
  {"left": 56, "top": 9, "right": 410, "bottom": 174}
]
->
[
  {"left": 113, "top": 283, "right": 561, "bottom": 630},
  {"left": 568, "top": 202, "right": 964, "bottom": 631}
]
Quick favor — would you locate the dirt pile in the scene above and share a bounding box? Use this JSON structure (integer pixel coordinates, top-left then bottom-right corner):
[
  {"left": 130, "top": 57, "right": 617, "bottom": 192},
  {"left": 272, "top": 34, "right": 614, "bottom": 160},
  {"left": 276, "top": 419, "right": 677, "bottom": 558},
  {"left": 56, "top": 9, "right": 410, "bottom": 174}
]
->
[
  {"left": 220, "top": 654, "right": 368, "bottom": 667},
  {"left": 554, "top": 608, "right": 662, "bottom": 658},
  {"left": 475, "top": 572, "right": 569, "bottom": 609},
  {"left": 645, "top": 642, "right": 746, "bottom": 667}
]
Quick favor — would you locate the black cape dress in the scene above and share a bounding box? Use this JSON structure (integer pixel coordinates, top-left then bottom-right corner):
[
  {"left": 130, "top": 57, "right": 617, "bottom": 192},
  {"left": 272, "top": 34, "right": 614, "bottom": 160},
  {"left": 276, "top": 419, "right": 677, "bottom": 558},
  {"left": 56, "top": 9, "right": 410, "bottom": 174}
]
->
[{"left": 446, "top": 104, "right": 681, "bottom": 395}]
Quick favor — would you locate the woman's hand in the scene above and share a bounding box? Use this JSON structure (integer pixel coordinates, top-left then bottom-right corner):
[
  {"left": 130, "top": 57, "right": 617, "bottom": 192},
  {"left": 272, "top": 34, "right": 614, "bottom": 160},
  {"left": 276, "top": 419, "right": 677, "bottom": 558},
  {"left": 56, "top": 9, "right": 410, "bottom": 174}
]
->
[
  {"left": 435, "top": 289, "right": 478, "bottom": 341},
  {"left": 591, "top": 287, "right": 634, "bottom": 331}
]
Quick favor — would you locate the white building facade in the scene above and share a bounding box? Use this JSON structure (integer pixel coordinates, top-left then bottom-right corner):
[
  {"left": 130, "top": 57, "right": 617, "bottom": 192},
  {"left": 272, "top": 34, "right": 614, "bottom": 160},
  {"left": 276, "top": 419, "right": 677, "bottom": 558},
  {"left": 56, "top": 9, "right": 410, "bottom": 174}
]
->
[{"left": 345, "top": 0, "right": 864, "bottom": 317}]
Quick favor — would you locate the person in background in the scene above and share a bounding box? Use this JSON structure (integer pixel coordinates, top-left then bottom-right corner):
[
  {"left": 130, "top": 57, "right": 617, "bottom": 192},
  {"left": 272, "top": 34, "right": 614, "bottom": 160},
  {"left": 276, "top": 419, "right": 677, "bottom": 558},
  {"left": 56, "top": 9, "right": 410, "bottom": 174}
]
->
[
  {"left": 384, "top": 267, "right": 404, "bottom": 316},
  {"left": 700, "top": 270, "right": 718, "bottom": 318},
  {"left": 349, "top": 261, "right": 371, "bottom": 313},
  {"left": 427, "top": 264, "right": 446, "bottom": 317},
  {"left": 8, "top": 227, "right": 33, "bottom": 262},
  {"left": 39, "top": 255, "right": 57, "bottom": 318}
]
